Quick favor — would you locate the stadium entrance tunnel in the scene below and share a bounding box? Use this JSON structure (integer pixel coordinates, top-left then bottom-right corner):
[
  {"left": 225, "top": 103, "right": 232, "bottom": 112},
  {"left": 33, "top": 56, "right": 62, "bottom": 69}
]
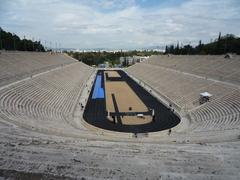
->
[{"left": 83, "top": 70, "right": 180, "bottom": 133}]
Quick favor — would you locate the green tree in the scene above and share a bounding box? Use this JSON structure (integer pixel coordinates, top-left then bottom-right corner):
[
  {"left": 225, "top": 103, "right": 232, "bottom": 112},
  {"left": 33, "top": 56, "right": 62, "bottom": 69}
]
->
[{"left": 0, "top": 27, "right": 45, "bottom": 51}]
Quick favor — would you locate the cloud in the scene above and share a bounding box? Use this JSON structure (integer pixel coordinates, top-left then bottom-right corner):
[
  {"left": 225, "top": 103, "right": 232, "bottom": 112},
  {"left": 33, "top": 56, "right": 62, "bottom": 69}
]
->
[{"left": 0, "top": 0, "right": 239, "bottom": 49}]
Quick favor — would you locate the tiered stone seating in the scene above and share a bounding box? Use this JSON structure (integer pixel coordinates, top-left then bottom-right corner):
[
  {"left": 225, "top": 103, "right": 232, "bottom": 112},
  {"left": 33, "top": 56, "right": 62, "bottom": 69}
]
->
[
  {"left": 189, "top": 90, "right": 240, "bottom": 131},
  {"left": 0, "top": 113, "right": 240, "bottom": 180},
  {"left": 0, "top": 62, "right": 93, "bottom": 135},
  {"left": 127, "top": 63, "right": 237, "bottom": 110},
  {"left": 126, "top": 55, "right": 240, "bottom": 133},
  {"left": 145, "top": 55, "right": 240, "bottom": 85},
  {"left": 224, "top": 71, "right": 240, "bottom": 85},
  {"left": 0, "top": 120, "right": 240, "bottom": 180},
  {"left": 0, "top": 52, "right": 240, "bottom": 179},
  {"left": 0, "top": 51, "right": 77, "bottom": 87}
]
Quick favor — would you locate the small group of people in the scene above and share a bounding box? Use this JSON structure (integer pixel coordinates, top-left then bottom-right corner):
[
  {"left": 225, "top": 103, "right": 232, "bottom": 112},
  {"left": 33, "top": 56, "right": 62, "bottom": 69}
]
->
[
  {"left": 151, "top": 108, "right": 155, "bottom": 122},
  {"left": 112, "top": 116, "right": 117, "bottom": 124},
  {"left": 169, "top": 104, "right": 174, "bottom": 112},
  {"left": 80, "top": 103, "right": 84, "bottom": 110}
]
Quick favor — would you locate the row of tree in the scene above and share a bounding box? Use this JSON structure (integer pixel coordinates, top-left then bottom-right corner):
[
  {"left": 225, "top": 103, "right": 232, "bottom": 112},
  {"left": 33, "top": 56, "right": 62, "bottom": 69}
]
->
[
  {"left": 0, "top": 28, "right": 45, "bottom": 51},
  {"left": 68, "top": 51, "right": 120, "bottom": 66},
  {"left": 67, "top": 50, "right": 162, "bottom": 66},
  {"left": 165, "top": 33, "right": 240, "bottom": 55},
  {"left": 1, "top": 27, "right": 239, "bottom": 57}
]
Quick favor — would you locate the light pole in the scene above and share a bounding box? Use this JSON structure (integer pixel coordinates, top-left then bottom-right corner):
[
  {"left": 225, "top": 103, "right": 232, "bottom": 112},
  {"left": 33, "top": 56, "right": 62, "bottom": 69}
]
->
[
  {"left": 0, "top": 27, "right": 2, "bottom": 50},
  {"left": 13, "top": 33, "right": 16, "bottom": 50},
  {"left": 59, "top": 43, "right": 61, "bottom": 53},
  {"left": 39, "top": 39, "right": 41, "bottom": 51},
  {"left": 24, "top": 35, "right": 26, "bottom": 51},
  {"left": 44, "top": 40, "right": 47, "bottom": 51},
  {"left": 32, "top": 37, "right": 34, "bottom": 51}
]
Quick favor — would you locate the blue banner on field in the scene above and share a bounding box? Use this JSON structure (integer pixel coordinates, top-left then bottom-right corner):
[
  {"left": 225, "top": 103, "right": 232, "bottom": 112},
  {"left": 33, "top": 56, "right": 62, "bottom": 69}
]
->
[{"left": 92, "top": 75, "right": 105, "bottom": 99}]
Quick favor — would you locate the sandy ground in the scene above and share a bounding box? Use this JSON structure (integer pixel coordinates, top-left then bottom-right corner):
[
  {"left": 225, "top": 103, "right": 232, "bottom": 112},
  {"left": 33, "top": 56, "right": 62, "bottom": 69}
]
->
[
  {"left": 105, "top": 79, "right": 152, "bottom": 125},
  {"left": 105, "top": 70, "right": 121, "bottom": 78}
]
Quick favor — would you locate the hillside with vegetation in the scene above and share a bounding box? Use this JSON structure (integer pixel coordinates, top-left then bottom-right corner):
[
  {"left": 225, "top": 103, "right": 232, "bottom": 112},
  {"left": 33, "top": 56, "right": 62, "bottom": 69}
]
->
[
  {"left": 165, "top": 33, "right": 240, "bottom": 55},
  {"left": 0, "top": 28, "right": 45, "bottom": 51},
  {"left": 67, "top": 50, "right": 162, "bottom": 66}
]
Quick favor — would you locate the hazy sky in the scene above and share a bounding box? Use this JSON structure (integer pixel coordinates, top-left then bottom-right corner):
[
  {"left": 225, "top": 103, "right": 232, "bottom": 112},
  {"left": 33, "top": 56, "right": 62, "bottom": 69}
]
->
[{"left": 1, "top": 0, "right": 240, "bottom": 49}]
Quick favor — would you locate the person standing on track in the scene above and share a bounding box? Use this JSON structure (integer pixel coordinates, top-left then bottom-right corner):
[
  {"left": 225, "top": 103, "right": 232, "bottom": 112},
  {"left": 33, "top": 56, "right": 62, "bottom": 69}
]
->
[{"left": 152, "top": 109, "right": 155, "bottom": 122}]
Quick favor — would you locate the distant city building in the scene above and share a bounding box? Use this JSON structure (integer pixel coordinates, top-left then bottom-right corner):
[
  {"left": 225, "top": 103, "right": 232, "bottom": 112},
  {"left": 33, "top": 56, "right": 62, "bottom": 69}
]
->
[
  {"left": 104, "top": 61, "right": 109, "bottom": 68},
  {"left": 119, "top": 57, "right": 125, "bottom": 65},
  {"left": 126, "top": 57, "right": 134, "bottom": 65},
  {"left": 133, "top": 56, "right": 149, "bottom": 63},
  {"left": 98, "top": 64, "right": 105, "bottom": 68},
  {"left": 119, "top": 56, "right": 149, "bottom": 66},
  {"left": 114, "top": 64, "right": 122, "bottom": 68},
  {"left": 98, "top": 61, "right": 110, "bottom": 68}
]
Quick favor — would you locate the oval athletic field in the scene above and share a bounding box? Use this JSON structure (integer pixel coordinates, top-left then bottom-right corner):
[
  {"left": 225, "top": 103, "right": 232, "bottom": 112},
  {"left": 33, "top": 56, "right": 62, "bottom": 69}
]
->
[{"left": 83, "top": 70, "right": 180, "bottom": 133}]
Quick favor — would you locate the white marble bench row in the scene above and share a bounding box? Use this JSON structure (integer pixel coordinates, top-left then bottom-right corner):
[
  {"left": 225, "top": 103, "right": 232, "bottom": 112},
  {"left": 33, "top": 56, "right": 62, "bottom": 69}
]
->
[
  {"left": 0, "top": 52, "right": 77, "bottom": 87},
  {"left": 0, "top": 62, "right": 93, "bottom": 134}
]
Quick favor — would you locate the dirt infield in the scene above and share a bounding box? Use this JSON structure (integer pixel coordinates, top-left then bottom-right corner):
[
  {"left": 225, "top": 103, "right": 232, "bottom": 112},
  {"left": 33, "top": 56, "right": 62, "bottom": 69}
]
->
[
  {"left": 105, "top": 80, "right": 152, "bottom": 125},
  {"left": 83, "top": 70, "right": 180, "bottom": 133},
  {"left": 105, "top": 71, "right": 121, "bottom": 78}
]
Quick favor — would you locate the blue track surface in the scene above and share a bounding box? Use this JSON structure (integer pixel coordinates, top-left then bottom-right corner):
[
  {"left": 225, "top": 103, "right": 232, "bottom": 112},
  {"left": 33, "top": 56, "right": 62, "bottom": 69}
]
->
[{"left": 92, "top": 75, "right": 104, "bottom": 99}]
